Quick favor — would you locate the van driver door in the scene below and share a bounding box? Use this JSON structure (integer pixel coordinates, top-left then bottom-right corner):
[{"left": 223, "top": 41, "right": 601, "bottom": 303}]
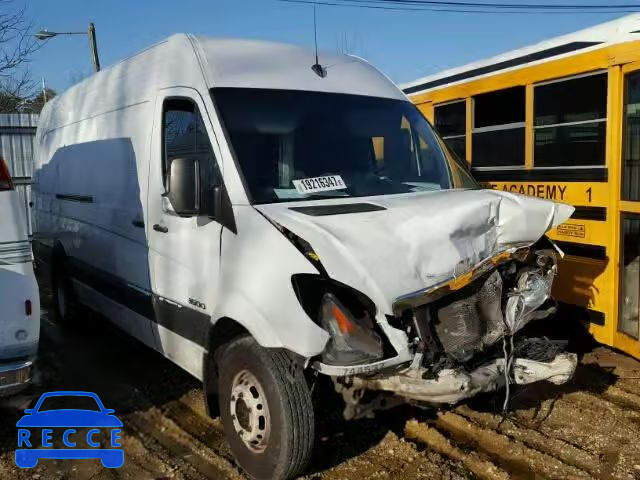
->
[{"left": 146, "top": 87, "right": 223, "bottom": 378}]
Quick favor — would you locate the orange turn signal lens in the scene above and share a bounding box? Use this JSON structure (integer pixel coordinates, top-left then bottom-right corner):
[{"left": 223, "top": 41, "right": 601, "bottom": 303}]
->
[{"left": 331, "top": 305, "right": 355, "bottom": 334}]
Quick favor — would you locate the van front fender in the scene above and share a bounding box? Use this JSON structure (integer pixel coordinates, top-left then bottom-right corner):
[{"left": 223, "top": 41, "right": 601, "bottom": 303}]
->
[{"left": 211, "top": 289, "right": 329, "bottom": 359}]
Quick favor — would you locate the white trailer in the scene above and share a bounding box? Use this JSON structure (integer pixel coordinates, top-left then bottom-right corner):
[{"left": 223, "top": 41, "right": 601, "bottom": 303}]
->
[
  {"left": 33, "top": 34, "right": 577, "bottom": 479},
  {"left": 0, "top": 156, "right": 39, "bottom": 397}
]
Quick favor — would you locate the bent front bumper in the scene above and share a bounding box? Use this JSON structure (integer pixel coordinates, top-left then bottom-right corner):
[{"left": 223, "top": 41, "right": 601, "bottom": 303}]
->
[
  {"left": 345, "top": 352, "right": 577, "bottom": 405},
  {"left": 0, "top": 359, "right": 33, "bottom": 398}
]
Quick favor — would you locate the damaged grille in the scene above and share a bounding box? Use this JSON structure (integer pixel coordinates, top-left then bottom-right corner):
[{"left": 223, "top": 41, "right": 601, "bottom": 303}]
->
[
  {"left": 395, "top": 243, "right": 560, "bottom": 376},
  {"left": 411, "top": 270, "right": 506, "bottom": 365},
  {"left": 400, "top": 246, "right": 559, "bottom": 372},
  {"left": 434, "top": 270, "right": 504, "bottom": 362}
]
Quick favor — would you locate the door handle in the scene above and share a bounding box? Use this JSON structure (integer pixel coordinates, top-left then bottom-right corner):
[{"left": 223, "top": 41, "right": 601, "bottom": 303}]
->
[
  {"left": 132, "top": 219, "right": 145, "bottom": 228},
  {"left": 153, "top": 224, "right": 168, "bottom": 233}
]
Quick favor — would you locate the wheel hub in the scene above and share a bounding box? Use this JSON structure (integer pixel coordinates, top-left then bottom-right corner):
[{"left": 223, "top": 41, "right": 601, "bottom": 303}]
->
[{"left": 229, "top": 369, "right": 270, "bottom": 453}]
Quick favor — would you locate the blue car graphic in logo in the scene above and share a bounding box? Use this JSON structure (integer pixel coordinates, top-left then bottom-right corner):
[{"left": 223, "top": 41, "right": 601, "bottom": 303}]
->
[{"left": 15, "top": 391, "right": 124, "bottom": 468}]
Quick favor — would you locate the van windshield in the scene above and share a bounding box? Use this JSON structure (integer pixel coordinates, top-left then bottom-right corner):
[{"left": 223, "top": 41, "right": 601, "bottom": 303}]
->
[{"left": 213, "top": 88, "right": 477, "bottom": 204}]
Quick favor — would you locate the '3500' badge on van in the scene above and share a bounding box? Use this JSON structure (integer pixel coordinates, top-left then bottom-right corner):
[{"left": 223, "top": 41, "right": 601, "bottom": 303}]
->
[{"left": 292, "top": 175, "right": 346, "bottom": 194}]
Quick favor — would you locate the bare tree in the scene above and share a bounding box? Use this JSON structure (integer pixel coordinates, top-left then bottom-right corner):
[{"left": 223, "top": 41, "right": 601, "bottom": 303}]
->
[
  {"left": 0, "top": 1, "right": 40, "bottom": 112},
  {"left": 0, "top": 68, "right": 32, "bottom": 111},
  {"left": 0, "top": 1, "right": 38, "bottom": 79}
]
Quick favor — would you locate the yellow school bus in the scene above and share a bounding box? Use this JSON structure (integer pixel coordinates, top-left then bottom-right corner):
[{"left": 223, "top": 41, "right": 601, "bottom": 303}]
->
[{"left": 403, "top": 14, "right": 640, "bottom": 359}]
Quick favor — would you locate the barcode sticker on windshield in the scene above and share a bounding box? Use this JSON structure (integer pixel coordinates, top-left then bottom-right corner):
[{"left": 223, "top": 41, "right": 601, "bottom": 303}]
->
[{"left": 292, "top": 175, "right": 347, "bottom": 194}]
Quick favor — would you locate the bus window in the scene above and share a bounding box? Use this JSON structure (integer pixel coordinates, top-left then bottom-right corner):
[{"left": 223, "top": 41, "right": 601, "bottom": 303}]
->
[
  {"left": 620, "top": 214, "right": 640, "bottom": 339},
  {"left": 534, "top": 72, "right": 607, "bottom": 167},
  {"left": 434, "top": 100, "right": 466, "bottom": 161},
  {"left": 623, "top": 71, "right": 640, "bottom": 201},
  {"left": 472, "top": 86, "right": 525, "bottom": 168}
]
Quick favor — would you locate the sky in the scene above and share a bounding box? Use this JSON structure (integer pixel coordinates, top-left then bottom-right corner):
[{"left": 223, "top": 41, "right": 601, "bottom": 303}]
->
[{"left": 24, "top": 0, "right": 629, "bottom": 93}]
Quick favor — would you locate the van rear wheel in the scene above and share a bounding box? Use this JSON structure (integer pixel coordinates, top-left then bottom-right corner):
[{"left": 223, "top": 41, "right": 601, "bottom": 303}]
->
[{"left": 217, "top": 336, "right": 314, "bottom": 480}]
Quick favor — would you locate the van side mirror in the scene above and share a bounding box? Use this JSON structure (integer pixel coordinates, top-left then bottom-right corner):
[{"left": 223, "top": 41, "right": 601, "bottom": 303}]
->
[{"left": 166, "top": 157, "right": 199, "bottom": 216}]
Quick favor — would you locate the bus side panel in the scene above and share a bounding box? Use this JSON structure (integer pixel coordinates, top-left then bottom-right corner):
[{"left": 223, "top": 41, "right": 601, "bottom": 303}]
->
[
  {"left": 484, "top": 180, "right": 613, "bottom": 343},
  {"left": 553, "top": 258, "right": 611, "bottom": 334}
]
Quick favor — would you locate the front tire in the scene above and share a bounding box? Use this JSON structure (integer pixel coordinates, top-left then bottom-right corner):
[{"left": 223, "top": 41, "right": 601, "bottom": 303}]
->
[{"left": 217, "top": 336, "right": 314, "bottom": 480}]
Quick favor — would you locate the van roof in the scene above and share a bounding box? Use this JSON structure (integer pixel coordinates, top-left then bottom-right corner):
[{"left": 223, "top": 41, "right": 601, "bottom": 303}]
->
[
  {"left": 38, "top": 34, "right": 404, "bottom": 134},
  {"left": 191, "top": 35, "right": 404, "bottom": 99},
  {"left": 401, "top": 13, "right": 640, "bottom": 95}
]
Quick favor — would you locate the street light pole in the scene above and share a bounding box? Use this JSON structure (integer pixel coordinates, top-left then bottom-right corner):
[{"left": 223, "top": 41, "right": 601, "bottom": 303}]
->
[{"left": 35, "top": 23, "right": 101, "bottom": 72}]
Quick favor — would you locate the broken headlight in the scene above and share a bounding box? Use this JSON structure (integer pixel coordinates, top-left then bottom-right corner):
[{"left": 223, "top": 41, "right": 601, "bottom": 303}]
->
[
  {"left": 319, "top": 293, "right": 383, "bottom": 366},
  {"left": 291, "top": 274, "right": 385, "bottom": 366}
]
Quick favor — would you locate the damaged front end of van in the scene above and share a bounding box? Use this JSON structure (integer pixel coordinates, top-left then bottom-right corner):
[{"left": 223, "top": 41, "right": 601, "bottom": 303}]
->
[
  {"left": 258, "top": 190, "right": 577, "bottom": 419},
  {"left": 328, "top": 243, "right": 577, "bottom": 419}
]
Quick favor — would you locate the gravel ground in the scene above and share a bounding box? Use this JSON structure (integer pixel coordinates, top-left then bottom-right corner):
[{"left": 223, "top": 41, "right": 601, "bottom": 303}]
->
[{"left": 1, "top": 292, "right": 640, "bottom": 480}]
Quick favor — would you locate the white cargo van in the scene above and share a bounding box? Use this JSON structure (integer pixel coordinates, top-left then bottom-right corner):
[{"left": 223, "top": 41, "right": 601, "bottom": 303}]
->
[
  {"left": 33, "top": 34, "right": 577, "bottom": 479},
  {"left": 0, "top": 157, "right": 39, "bottom": 397}
]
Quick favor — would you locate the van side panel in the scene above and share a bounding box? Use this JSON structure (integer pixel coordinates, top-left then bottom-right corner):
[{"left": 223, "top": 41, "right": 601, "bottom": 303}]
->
[
  {"left": 36, "top": 101, "right": 156, "bottom": 345},
  {"left": 32, "top": 34, "right": 215, "bottom": 372}
]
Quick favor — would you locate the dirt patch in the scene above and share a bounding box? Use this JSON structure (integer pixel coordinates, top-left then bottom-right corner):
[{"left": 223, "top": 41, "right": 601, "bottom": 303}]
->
[{"left": 1, "top": 295, "right": 640, "bottom": 479}]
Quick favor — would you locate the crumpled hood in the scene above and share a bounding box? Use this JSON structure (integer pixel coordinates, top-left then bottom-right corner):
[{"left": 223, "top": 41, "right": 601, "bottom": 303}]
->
[{"left": 255, "top": 189, "right": 573, "bottom": 315}]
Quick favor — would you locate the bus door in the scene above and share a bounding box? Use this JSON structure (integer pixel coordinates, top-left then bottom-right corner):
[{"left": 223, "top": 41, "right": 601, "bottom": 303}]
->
[{"left": 617, "top": 65, "right": 640, "bottom": 358}]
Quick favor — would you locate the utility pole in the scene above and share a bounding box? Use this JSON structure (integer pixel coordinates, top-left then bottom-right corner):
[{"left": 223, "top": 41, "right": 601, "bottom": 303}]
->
[{"left": 88, "top": 22, "right": 100, "bottom": 72}]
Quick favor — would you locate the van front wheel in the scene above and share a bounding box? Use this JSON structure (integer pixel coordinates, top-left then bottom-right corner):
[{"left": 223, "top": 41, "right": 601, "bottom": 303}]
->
[{"left": 217, "top": 336, "right": 314, "bottom": 480}]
